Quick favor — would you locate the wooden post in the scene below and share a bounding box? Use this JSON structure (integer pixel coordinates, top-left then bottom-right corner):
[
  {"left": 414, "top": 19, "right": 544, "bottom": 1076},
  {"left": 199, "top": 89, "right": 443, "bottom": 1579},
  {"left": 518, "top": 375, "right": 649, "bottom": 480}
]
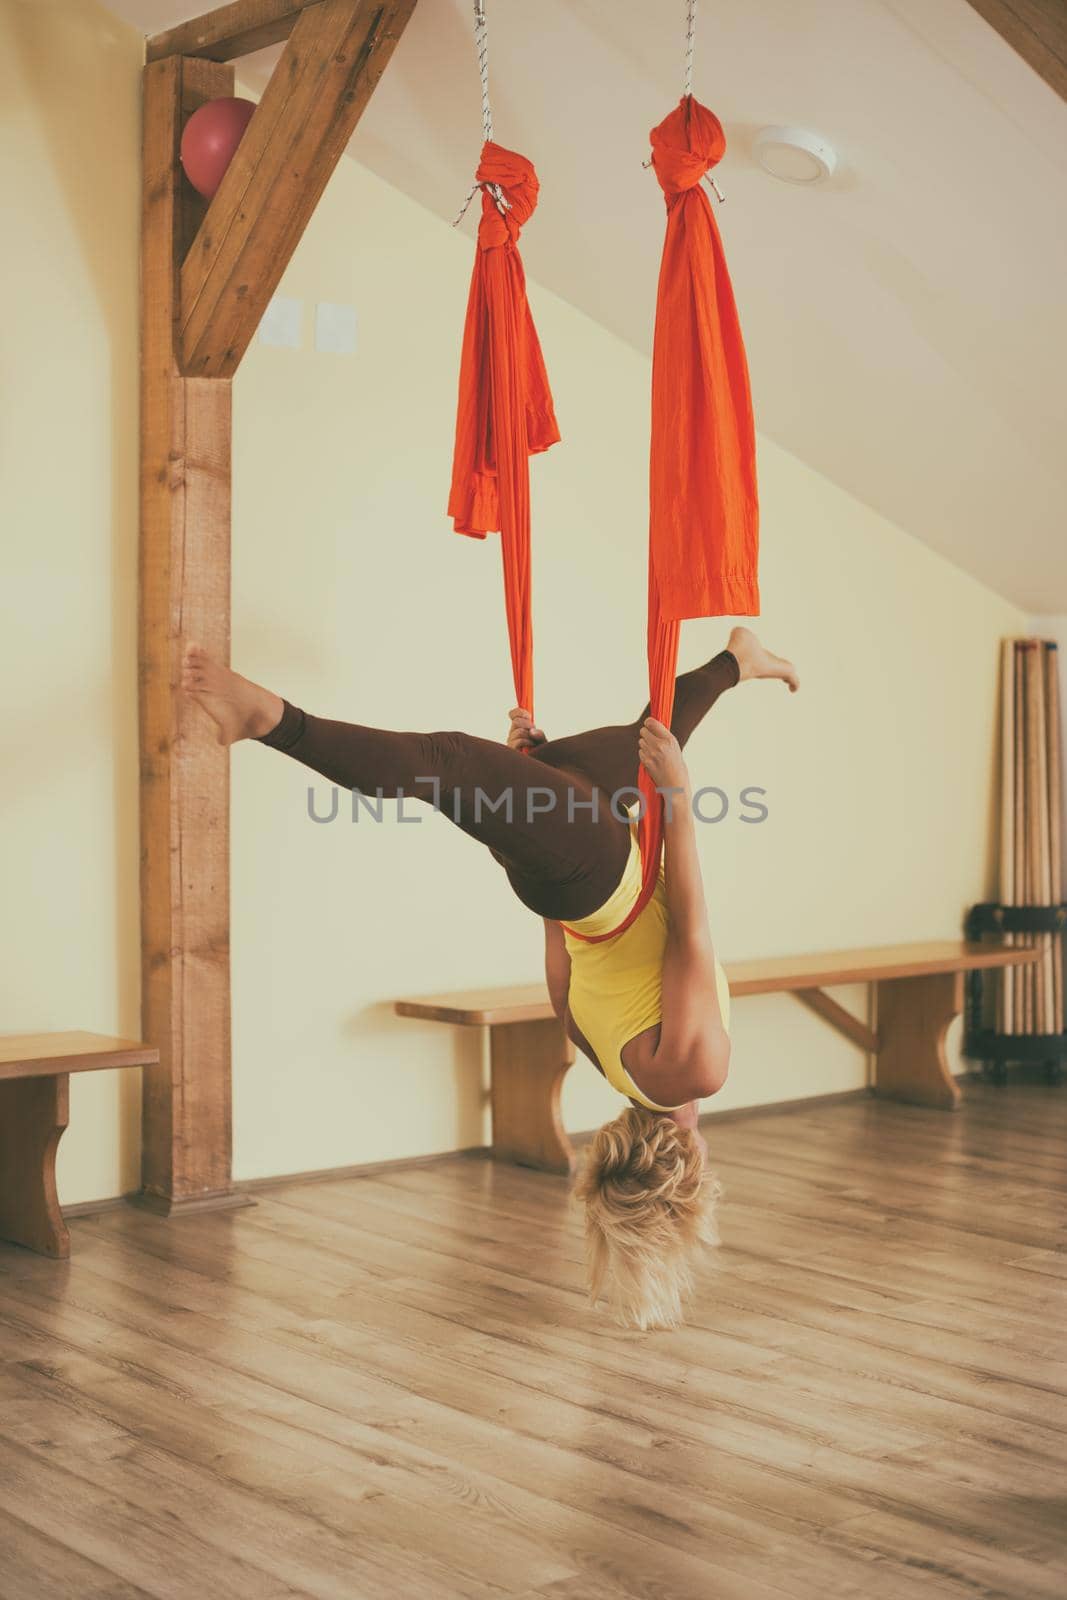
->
[
  {"left": 140, "top": 54, "right": 238, "bottom": 1212},
  {"left": 1015, "top": 644, "right": 1030, "bottom": 1032},
  {"left": 1047, "top": 644, "right": 1064, "bottom": 1032},
  {"left": 139, "top": 2, "right": 418, "bottom": 1213},
  {"left": 999, "top": 638, "right": 1015, "bottom": 1033},
  {"left": 1026, "top": 641, "right": 1051, "bottom": 1029}
]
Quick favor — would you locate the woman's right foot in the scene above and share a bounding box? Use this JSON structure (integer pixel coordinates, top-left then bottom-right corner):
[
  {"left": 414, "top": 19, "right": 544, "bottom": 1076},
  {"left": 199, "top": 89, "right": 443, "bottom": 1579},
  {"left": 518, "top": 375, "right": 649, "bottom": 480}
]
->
[
  {"left": 181, "top": 644, "right": 284, "bottom": 746},
  {"left": 728, "top": 627, "right": 800, "bottom": 693}
]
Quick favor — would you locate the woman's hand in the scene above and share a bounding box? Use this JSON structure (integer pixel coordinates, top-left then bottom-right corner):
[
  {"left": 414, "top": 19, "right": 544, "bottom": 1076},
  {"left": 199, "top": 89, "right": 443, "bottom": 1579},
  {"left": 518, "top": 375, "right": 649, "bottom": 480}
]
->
[
  {"left": 638, "top": 717, "right": 689, "bottom": 793},
  {"left": 507, "top": 708, "right": 546, "bottom": 753}
]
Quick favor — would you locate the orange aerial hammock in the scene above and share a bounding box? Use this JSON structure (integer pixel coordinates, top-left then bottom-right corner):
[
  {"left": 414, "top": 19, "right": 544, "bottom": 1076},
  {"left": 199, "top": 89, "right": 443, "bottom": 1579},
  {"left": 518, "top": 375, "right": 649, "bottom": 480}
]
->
[
  {"left": 448, "top": 2, "right": 758, "bottom": 941},
  {"left": 447, "top": 139, "right": 560, "bottom": 720},
  {"left": 447, "top": 0, "right": 559, "bottom": 720},
  {"left": 593, "top": 92, "right": 760, "bottom": 942}
]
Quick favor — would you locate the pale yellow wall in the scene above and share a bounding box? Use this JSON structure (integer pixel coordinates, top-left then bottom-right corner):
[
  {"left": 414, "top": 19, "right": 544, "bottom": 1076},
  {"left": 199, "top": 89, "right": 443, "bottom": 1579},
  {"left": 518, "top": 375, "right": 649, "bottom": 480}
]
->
[
  {"left": 0, "top": 0, "right": 1027, "bottom": 1206},
  {"left": 0, "top": 0, "right": 143, "bottom": 1206}
]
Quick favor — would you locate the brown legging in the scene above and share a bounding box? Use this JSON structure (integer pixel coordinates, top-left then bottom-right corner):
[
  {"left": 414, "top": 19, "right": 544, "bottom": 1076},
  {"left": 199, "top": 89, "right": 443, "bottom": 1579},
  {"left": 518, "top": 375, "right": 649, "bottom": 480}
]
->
[{"left": 257, "top": 649, "right": 740, "bottom": 921}]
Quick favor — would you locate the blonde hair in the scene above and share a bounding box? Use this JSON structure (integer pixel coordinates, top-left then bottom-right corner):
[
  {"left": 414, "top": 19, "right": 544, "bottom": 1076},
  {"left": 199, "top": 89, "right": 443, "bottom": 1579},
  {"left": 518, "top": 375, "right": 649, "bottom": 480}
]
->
[{"left": 574, "top": 1106, "right": 723, "bottom": 1331}]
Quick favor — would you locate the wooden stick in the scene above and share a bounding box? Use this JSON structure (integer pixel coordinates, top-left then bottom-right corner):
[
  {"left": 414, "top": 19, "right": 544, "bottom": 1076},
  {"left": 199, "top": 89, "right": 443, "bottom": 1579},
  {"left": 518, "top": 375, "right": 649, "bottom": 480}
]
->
[
  {"left": 1015, "top": 643, "right": 1031, "bottom": 1033},
  {"left": 1046, "top": 642, "right": 1064, "bottom": 1033},
  {"left": 1026, "top": 641, "right": 1049, "bottom": 1029},
  {"left": 1027, "top": 640, "right": 1039, "bottom": 1033},
  {"left": 1039, "top": 641, "right": 1055, "bottom": 1032},
  {"left": 1036, "top": 642, "right": 1055, "bottom": 1032},
  {"left": 1024, "top": 643, "right": 1036, "bottom": 1034},
  {"left": 999, "top": 638, "right": 1016, "bottom": 1033}
]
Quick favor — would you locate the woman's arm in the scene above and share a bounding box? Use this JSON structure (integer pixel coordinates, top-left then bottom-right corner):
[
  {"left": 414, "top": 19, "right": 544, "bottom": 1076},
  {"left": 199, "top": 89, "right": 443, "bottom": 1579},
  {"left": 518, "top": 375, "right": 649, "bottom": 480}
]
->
[
  {"left": 637, "top": 720, "right": 729, "bottom": 1094},
  {"left": 506, "top": 709, "right": 571, "bottom": 1020},
  {"left": 661, "top": 781, "right": 713, "bottom": 946},
  {"left": 543, "top": 917, "right": 572, "bottom": 1021},
  {"left": 659, "top": 798, "right": 727, "bottom": 1054},
  {"left": 544, "top": 919, "right": 610, "bottom": 1084}
]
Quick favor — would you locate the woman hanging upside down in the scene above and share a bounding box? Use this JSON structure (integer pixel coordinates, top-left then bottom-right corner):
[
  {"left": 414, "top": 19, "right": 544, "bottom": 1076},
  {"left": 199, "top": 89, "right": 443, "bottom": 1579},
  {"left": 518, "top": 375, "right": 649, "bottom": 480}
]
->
[{"left": 182, "top": 627, "right": 798, "bottom": 1330}]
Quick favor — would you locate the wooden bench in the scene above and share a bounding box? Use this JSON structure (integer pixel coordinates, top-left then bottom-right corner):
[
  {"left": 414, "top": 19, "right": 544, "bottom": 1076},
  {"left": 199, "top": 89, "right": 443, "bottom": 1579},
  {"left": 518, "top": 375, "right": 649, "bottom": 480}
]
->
[
  {"left": 0, "top": 1032, "right": 159, "bottom": 1257},
  {"left": 396, "top": 940, "right": 1039, "bottom": 1175}
]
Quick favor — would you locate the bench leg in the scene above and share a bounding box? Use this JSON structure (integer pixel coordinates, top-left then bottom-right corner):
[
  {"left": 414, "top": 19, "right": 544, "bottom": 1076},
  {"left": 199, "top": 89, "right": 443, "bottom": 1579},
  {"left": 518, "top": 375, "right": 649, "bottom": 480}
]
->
[
  {"left": 875, "top": 973, "right": 962, "bottom": 1111},
  {"left": 0, "top": 1073, "right": 71, "bottom": 1257},
  {"left": 489, "top": 1018, "right": 575, "bottom": 1174}
]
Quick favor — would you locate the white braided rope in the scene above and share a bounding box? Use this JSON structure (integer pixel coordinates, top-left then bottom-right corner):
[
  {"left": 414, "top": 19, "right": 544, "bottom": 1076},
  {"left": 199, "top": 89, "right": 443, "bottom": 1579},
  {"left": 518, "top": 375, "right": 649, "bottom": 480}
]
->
[
  {"left": 686, "top": 0, "right": 726, "bottom": 200},
  {"left": 452, "top": 181, "right": 480, "bottom": 227},
  {"left": 475, "top": 0, "right": 493, "bottom": 141},
  {"left": 452, "top": 0, "right": 510, "bottom": 227},
  {"left": 684, "top": 0, "right": 696, "bottom": 97},
  {"left": 642, "top": 3, "right": 725, "bottom": 201}
]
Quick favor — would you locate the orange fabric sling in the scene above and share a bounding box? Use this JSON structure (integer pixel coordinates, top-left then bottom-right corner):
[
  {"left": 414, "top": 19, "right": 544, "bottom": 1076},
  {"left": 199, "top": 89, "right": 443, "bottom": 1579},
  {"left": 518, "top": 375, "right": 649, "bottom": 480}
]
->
[
  {"left": 572, "top": 96, "right": 760, "bottom": 942},
  {"left": 448, "top": 142, "right": 560, "bottom": 721},
  {"left": 448, "top": 104, "right": 758, "bottom": 942}
]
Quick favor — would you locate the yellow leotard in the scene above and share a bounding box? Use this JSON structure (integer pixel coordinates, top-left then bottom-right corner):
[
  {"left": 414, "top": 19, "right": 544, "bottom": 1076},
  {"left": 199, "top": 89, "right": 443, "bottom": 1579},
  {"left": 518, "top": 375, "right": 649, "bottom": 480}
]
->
[{"left": 561, "top": 809, "right": 730, "bottom": 1113}]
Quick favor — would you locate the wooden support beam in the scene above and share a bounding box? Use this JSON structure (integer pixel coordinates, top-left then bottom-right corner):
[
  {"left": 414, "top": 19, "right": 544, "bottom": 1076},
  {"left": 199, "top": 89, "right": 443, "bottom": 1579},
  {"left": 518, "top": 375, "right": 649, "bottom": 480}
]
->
[
  {"left": 147, "top": 0, "right": 324, "bottom": 63},
  {"left": 141, "top": 9, "right": 416, "bottom": 1211},
  {"left": 963, "top": 0, "right": 1067, "bottom": 103},
  {"left": 793, "top": 988, "right": 879, "bottom": 1055},
  {"left": 141, "top": 52, "right": 237, "bottom": 1212},
  {"left": 179, "top": 0, "right": 417, "bottom": 378}
]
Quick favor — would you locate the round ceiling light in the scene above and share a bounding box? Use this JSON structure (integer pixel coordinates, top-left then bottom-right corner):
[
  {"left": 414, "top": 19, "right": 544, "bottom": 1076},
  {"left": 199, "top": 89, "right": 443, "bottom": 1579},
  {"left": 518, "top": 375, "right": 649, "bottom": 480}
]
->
[{"left": 753, "top": 125, "right": 837, "bottom": 185}]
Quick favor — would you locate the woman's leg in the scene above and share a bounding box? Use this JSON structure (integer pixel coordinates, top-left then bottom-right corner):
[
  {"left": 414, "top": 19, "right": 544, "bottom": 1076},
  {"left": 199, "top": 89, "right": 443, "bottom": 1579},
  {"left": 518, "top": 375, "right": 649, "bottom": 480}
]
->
[
  {"left": 181, "top": 646, "right": 630, "bottom": 921},
  {"left": 531, "top": 627, "right": 797, "bottom": 799},
  {"left": 531, "top": 651, "right": 738, "bottom": 800}
]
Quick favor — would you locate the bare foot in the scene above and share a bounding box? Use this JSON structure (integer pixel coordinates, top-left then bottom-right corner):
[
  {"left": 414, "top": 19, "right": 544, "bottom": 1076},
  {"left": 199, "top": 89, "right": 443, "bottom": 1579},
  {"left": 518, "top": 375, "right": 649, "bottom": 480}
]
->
[
  {"left": 727, "top": 626, "right": 799, "bottom": 693},
  {"left": 181, "top": 644, "right": 284, "bottom": 746}
]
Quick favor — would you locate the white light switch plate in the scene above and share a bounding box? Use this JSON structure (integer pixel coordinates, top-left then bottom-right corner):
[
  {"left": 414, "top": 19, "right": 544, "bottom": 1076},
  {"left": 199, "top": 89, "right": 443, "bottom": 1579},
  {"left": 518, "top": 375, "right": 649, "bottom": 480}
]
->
[
  {"left": 315, "top": 302, "right": 358, "bottom": 355},
  {"left": 259, "top": 295, "right": 303, "bottom": 349}
]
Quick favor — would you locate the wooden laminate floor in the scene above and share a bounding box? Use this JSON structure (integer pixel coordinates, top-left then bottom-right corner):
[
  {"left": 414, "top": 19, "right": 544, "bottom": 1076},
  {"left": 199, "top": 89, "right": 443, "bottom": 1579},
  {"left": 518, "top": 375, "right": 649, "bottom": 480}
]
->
[{"left": 1, "top": 1081, "right": 1066, "bottom": 1600}]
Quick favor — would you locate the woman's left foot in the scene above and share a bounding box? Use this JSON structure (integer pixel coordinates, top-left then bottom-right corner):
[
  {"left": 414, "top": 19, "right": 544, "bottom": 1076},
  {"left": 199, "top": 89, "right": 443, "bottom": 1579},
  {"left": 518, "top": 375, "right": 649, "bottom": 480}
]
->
[
  {"left": 181, "top": 643, "right": 284, "bottom": 745},
  {"left": 728, "top": 627, "right": 799, "bottom": 693}
]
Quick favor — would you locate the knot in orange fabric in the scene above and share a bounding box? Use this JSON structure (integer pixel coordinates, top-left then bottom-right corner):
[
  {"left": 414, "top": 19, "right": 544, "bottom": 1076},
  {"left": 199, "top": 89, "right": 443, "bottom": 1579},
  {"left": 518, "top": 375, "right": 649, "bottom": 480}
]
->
[
  {"left": 476, "top": 141, "right": 540, "bottom": 249},
  {"left": 649, "top": 96, "right": 726, "bottom": 198}
]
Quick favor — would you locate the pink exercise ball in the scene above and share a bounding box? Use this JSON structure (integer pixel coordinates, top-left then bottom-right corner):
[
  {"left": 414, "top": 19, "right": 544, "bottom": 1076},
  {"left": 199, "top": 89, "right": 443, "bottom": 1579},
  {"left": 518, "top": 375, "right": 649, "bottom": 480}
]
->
[{"left": 180, "top": 97, "right": 256, "bottom": 199}]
